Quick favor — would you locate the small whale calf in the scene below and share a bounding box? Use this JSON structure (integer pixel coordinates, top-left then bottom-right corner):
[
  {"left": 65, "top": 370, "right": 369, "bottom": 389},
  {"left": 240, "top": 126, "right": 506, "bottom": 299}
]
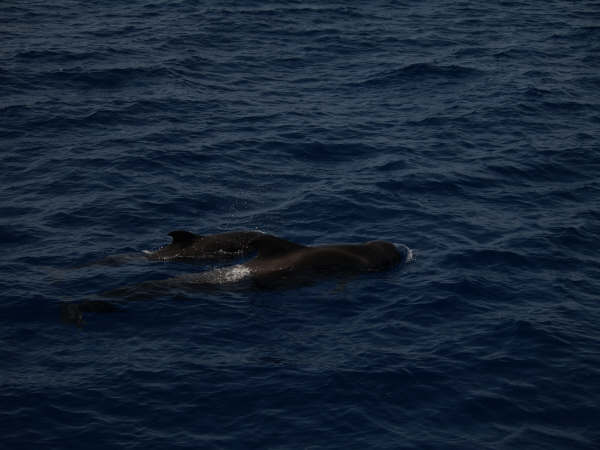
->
[{"left": 61, "top": 230, "right": 413, "bottom": 325}]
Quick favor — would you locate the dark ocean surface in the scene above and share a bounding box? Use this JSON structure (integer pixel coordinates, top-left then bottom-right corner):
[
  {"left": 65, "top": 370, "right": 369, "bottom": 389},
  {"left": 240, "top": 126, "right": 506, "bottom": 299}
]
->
[{"left": 2, "top": 1, "right": 600, "bottom": 448}]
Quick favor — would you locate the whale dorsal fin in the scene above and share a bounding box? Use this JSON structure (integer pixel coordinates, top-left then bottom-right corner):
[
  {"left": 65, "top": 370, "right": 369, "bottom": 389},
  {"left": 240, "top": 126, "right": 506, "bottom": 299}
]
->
[
  {"left": 168, "top": 230, "right": 199, "bottom": 244},
  {"left": 250, "top": 234, "right": 304, "bottom": 258}
]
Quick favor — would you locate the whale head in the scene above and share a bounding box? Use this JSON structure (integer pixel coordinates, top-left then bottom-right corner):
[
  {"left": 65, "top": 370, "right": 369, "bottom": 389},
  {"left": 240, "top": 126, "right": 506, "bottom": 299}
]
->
[
  {"left": 395, "top": 243, "right": 414, "bottom": 264},
  {"left": 364, "top": 241, "right": 413, "bottom": 267}
]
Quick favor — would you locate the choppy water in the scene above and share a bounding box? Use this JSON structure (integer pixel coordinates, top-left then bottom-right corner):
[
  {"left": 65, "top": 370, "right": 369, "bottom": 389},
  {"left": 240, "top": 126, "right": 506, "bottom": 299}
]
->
[{"left": 2, "top": 1, "right": 600, "bottom": 448}]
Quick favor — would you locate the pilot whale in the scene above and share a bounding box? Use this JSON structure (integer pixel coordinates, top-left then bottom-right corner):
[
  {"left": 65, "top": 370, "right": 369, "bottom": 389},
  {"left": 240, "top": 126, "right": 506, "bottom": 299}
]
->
[
  {"left": 242, "top": 234, "right": 412, "bottom": 287},
  {"left": 61, "top": 232, "right": 412, "bottom": 325},
  {"left": 145, "top": 230, "right": 266, "bottom": 261},
  {"left": 70, "top": 230, "right": 267, "bottom": 268},
  {"left": 132, "top": 233, "right": 410, "bottom": 290}
]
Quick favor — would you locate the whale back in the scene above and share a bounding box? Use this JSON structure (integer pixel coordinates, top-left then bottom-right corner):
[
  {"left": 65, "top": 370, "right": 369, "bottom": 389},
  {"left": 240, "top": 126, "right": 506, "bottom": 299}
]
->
[
  {"left": 148, "top": 230, "right": 265, "bottom": 261},
  {"left": 168, "top": 230, "right": 198, "bottom": 244},
  {"left": 249, "top": 234, "right": 305, "bottom": 259}
]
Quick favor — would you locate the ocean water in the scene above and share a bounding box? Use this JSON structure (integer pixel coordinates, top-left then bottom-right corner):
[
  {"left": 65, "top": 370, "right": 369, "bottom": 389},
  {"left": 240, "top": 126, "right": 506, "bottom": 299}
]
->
[{"left": 2, "top": 0, "right": 600, "bottom": 448}]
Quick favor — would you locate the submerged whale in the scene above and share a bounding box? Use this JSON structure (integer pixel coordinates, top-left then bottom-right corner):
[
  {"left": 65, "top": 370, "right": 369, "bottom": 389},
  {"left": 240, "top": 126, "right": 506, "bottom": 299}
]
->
[{"left": 61, "top": 231, "right": 412, "bottom": 325}]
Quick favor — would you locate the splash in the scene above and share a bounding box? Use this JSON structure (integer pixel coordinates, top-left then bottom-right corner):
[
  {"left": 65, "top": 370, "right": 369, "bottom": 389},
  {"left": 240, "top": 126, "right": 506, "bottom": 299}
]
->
[
  {"left": 220, "top": 264, "right": 252, "bottom": 283},
  {"left": 395, "top": 243, "right": 415, "bottom": 264},
  {"left": 188, "top": 264, "right": 252, "bottom": 285}
]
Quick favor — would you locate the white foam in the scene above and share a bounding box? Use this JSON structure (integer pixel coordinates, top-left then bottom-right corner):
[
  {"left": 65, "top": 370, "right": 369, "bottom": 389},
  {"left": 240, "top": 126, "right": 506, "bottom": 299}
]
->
[
  {"left": 395, "top": 243, "right": 415, "bottom": 264},
  {"left": 221, "top": 264, "right": 251, "bottom": 282},
  {"left": 181, "top": 264, "right": 252, "bottom": 285},
  {"left": 405, "top": 247, "right": 415, "bottom": 263}
]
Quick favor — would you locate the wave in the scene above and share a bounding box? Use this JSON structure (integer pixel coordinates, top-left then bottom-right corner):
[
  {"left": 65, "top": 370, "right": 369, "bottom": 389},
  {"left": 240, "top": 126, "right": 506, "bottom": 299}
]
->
[{"left": 353, "top": 63, "right": 484, "bottom": 88}]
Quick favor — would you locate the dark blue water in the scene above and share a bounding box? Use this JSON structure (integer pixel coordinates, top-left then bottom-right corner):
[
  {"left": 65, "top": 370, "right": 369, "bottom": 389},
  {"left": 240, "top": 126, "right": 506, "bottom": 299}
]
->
[{"left": 2, "top": 0, "right": 600, "bottom": 448}]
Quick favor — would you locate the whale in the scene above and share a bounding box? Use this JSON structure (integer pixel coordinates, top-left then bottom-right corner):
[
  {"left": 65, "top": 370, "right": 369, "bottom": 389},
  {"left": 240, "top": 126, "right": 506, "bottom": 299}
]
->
[
  {"left": 121, "top": 233, "right": 411, "bottom": 291},
  {"left": 69, "top": 230, "right": 267, "bottom": 268},
  {"left": 242, "top": 234, "right": 412, "bottom": 288},
  {"left": 61, "top": 232, "right": 412, "bottom": 325},
  {"left": 144, "top": 230, "right": 266, "bottom": 261}
]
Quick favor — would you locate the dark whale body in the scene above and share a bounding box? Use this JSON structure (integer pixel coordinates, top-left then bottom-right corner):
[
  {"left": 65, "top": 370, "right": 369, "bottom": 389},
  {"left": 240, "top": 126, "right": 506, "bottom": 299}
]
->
[
  {"left": 244, "top": 234, "right": 411, "bottom": 288},
  {"left": 144, "top": 232, "right": 411, "bottom": 289},
  {"left": 62, "top": 231, "right": 412, "bottom": 325},
  {"left": 146, "top": 230, "right": 265, "bottom": 261},
  {"left": 68, "top": 230, "right": 266, "bottom": 269}
]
